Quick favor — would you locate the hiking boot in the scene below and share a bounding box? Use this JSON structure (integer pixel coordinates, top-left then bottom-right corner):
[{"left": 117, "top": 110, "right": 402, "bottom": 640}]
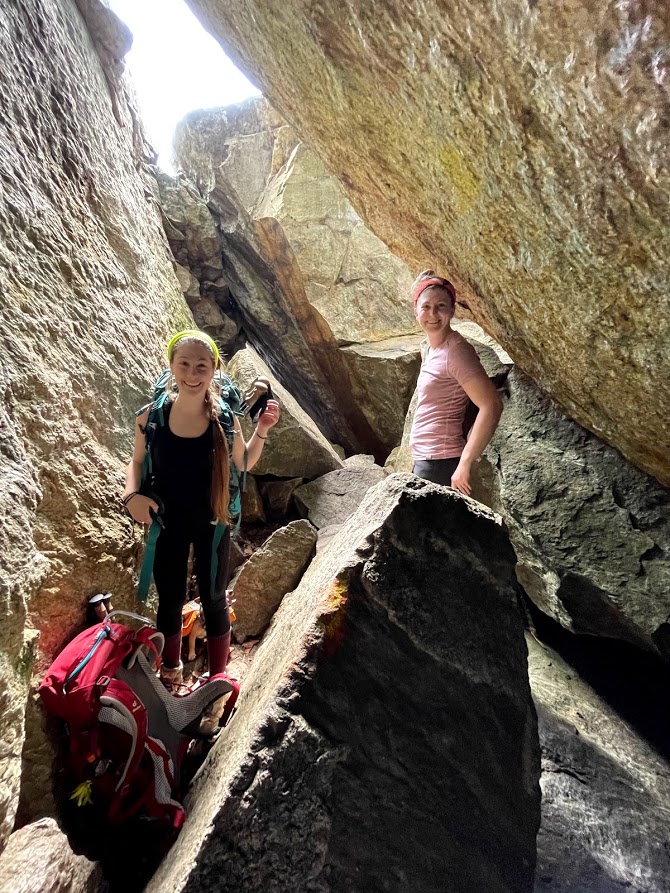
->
[
  {"left": 198, "top": 691, "right": 232, "bottom": 737},
  {"left": 159, "top": 661, "right": 185, "bottom": 694}
]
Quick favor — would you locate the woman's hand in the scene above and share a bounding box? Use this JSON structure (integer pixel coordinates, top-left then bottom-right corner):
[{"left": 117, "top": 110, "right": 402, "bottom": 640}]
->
[
  {"left": 125, "top": 493, "right": 159, "bottom": 525},
  {"left": 256, "top": 399, "right": 280, "bottom": 436},
  {"left": 450, "top": 459, "right": 472, "bottom": 497}
]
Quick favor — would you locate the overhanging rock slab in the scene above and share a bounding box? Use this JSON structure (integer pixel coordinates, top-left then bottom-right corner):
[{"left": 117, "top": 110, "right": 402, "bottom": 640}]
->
[{"left": 147, "top": 474, "right": 540, "bottom": 893}]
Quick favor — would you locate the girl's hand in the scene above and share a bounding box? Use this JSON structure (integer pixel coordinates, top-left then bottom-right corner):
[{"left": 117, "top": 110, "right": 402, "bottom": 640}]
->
[
  {"left": 450, "top": 460, "right": 472, "bottom": 497},
  {"left": 125, "top": 494, "right": 159, "bottom": 525},
  {"left": 257, "top": 399, "right": 280, "bottom": 435}
]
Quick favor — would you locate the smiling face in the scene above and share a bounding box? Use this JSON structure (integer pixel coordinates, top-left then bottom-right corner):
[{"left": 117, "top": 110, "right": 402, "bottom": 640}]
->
[
  {"left": 170, "top": 339, "right": 216, "bottom": 398},
  {"left": 415, "top": 286, "right": 455, "bottom": 343}
]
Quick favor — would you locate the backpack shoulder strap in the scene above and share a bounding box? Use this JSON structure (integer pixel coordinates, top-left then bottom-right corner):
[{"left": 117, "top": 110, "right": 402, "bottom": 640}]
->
[{"left": 136, "top": 371, "right": 174, "bottom": 483}]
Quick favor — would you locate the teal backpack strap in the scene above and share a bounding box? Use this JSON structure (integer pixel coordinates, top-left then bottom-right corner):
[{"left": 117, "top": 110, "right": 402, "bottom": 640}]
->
[
  {"left": 136, "top": 518, "right": 162, "bottom": 603},
  {"left": 210, "top": 521, "right": 228, "bottom": 597}
]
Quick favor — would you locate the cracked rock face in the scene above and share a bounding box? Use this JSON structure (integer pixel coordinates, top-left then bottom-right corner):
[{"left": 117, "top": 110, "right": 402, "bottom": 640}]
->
[
  {"left": 174, "top": 98, "right": 419, "bottom": 348},
  {"left": 146, "top": 475, "right": 540, "bottom": 893},
  {"left": 185, "top": 0, "right": 670, "bottom": 485},
  {"left": 173, "top": 97, "right": 421, "bottom": 453}
]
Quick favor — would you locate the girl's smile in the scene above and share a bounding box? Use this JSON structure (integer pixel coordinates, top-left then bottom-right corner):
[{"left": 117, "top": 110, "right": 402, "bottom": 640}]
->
[
  {"left": 415, "top": 287, "right": 454, "bottom": 343},
  {"left": 170, "top": 343, "right": 215, "bottom": 395}
]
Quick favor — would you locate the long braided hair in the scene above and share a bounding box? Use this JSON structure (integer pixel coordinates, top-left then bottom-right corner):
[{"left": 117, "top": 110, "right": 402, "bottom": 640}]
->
[
  {"left": 205, "top": 380, "right": 231, "bottom": 525},
  {"left": 168, "top": 333, "right": 230, "bottom": 524}
]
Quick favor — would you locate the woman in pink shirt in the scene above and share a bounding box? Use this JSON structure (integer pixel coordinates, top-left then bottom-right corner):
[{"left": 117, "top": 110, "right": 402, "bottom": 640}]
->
[{"left": 409, "top": 271, "right": 503, "bottom": 496}]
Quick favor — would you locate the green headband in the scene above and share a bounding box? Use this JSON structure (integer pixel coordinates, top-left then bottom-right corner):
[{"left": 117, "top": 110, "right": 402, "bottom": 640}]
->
[{"left": 166, "top": 330, "right": 220, "bottom": 367}]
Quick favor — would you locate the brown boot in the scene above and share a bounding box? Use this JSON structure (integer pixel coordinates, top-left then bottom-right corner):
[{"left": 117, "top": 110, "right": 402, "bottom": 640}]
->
[
  {"left": 198, "top": 691, "right": 232, "bottom": 737},
  {"left": 159, "top": 660, "right": 184, "bottom": 694}
]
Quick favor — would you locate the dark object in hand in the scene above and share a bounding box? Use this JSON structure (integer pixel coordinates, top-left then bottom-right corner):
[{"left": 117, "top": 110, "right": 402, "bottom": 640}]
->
[{"left": 246, "top": 377, "right": 274, "bottom": 422}]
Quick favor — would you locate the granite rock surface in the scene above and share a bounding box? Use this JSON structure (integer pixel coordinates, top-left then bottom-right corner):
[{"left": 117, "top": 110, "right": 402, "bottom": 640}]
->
[
  {"left": 0, "top": 0, "right": 190, "bottom": 839},
  {"left": 185, "top": 0, "right": 670, "bottom": 484},
  {"left": 146, "top": 475, "right": 540, "bottom": 893}
]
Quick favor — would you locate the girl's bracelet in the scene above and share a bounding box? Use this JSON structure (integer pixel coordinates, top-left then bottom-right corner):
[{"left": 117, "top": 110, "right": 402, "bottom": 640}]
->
[
  {"left": 255, "top": 430, "right": 267, "bottom": 440},
  {"left": 122, "top": 491, "right": 139, "bottom": 506}
]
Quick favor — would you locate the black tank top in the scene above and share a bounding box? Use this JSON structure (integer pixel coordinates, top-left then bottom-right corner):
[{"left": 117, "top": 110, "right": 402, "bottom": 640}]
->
[{"left": 150, "top": 403, "right": 214, "bottom": 521}]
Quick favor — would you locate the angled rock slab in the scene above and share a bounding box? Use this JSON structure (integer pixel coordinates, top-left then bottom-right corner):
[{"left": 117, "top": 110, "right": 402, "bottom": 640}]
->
[
  {"left": 227, "top": 347, "right": 343, "bottom": 480},
  {"left": 172, "top": 114, "right": 387, "bottom": 460},
  {"left": 529, "top": 637, "right": 670, "bottom": 892},
  {"left": 294, "top": 463, "right": 387, "bottom": 530},
  {"left": 0, "top": 818, "right": 103, "bottom": 893},
  {"left": 231, "top": 519, "right": 318, "bottom": 642},
  {"left": 146, "top": 474, "right": 540, "bottom": 893}
]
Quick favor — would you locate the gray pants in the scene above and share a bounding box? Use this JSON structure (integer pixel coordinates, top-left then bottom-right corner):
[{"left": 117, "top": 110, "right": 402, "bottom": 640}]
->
[{"left": 412, "top": 457, "right": 460, "bottom": 486}]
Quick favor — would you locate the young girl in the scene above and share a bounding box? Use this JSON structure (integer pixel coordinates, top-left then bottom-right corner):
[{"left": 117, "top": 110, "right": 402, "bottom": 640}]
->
[
  {"left": 123, "top": 330, "right": 279, "bottom": 685},
  {"left": 410, "top": 271, "right": 502, "bottom": 496}
]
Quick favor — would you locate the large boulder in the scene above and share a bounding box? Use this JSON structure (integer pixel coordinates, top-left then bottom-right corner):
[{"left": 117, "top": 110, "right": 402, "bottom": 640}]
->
[
  {"left": 0, "top": 818, "right": 103, "bottom": 893},
  {"left": 146, "top": 475, "right": 540, "bottom": 893},
  {"left": 341, "top": 334, "right": 423, "bottom": 452},
  {"left": 476, "top": 366, "right": 670, "bottom": 649},
  {"left": 231, "top": 519, "right": 317, "bottom": 642},
  {"left": 184, "top": 0, "right": 670, "bottom": 485},
  {"left": 227, "top": 347, "right": 343, "bottom": 480},
  {"left": 294, "top": 463, "right": 387, "bottom": 530},
  {"left": 0, "top": 0, "right": 191, "bottom": 839},
  {"left": 529, "top": 637, "right": 670, "bottom": 892}
]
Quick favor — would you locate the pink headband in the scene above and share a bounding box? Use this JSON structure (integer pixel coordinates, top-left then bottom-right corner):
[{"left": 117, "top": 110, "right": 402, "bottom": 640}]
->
[{"left": 412, "top": 277, "right": 457, "bottom": 309}]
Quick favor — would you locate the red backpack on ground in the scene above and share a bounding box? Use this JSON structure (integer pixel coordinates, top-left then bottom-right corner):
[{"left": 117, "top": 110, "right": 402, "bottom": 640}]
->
[{"left": 39, "top": 612, "right": 238, "bottom": 832}]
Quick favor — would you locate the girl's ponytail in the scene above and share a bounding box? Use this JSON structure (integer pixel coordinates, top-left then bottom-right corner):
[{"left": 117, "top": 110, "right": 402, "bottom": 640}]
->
[{"left": 205, "top": 385, "right": 231, "bottom": 525}]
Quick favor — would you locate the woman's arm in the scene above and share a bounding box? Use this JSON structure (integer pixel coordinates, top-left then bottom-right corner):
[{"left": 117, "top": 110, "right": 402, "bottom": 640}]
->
[
  {"left": 451, "top": 374, "right": 503, "bottom": 496},
  {"left": 123, "top": 409, "right": 159, "bottom": 524},
  {"left": 230, "top": 399, "right": 280, "bottom": 472}
]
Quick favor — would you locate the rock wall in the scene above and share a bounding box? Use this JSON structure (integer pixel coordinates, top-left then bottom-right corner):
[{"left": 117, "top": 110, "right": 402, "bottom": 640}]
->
[
  {"left": 175, "top": 98, "right": 418, "bottom": 346},
  {"left": 0, "top": 0, "right": 190, "bottom": 842},
  {"left": 477, "top": 366, "right": 670, "bottom": 650},
  {"left": 185, "top": 0, "right": 670, "bottom": 485}
]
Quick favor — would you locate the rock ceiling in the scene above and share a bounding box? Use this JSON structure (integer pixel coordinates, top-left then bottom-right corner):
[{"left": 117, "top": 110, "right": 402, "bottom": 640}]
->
[{"left": 186, "top": 0, "right": 670, "bottom": 483}]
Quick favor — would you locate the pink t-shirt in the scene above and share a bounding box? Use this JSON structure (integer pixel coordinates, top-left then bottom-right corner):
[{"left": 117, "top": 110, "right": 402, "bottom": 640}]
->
[{"left": 410, "top": 331, "right": 483, "bottom": 460}]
